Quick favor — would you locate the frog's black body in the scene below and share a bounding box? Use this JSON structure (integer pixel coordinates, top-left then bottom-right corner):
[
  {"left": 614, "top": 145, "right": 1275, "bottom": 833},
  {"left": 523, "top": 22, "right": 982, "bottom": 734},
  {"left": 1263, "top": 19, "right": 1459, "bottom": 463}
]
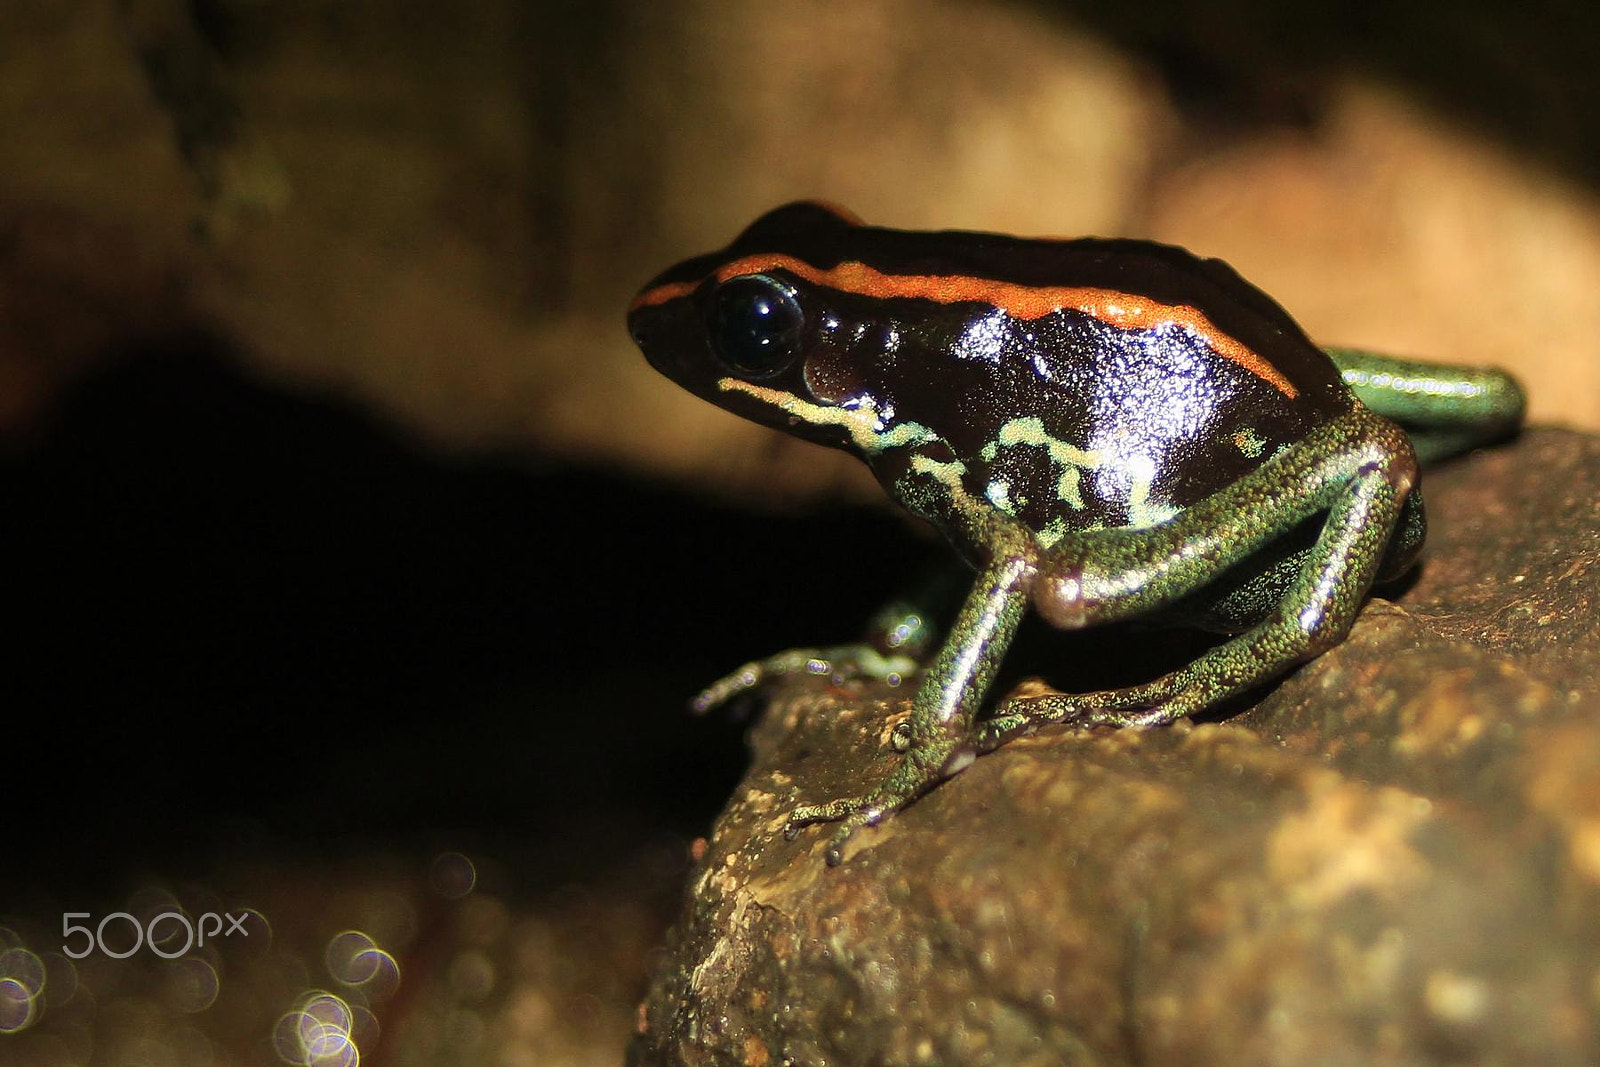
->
[
  {"left": 630, "top": 202, "right": 1524, "bottom": 865},
  {"left": 641, "top": 205, "right": 1341, "bottom": 532}
]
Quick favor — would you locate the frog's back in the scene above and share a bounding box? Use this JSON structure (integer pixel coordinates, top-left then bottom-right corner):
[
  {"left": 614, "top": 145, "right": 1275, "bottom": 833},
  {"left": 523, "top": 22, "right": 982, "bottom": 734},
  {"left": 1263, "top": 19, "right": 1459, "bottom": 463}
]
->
[
  {"left": 794, "top": 221, "right": 1355, "bottom": 532},
  {"left": 718, "top": 208, "right": 1353, "bottom": 410}
]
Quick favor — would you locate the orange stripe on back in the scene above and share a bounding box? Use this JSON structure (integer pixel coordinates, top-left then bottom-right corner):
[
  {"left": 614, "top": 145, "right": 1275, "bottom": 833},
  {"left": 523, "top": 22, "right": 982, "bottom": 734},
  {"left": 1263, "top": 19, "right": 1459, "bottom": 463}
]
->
[{"left": 631, "top": 252, "right": 1298, "bottom": 398}]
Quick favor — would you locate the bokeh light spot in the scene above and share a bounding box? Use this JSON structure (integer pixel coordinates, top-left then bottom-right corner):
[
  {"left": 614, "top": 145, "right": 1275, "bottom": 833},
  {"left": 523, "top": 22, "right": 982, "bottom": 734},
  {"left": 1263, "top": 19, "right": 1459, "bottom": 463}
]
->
[
  {"left": 0, "top": 944, "right": 44, "bottom": 1033},
  {"left": 429, "top": 851, "right": 477, "bottom": 899},
  {"left": 164, "top": 956, "right": 221, "bottom": 1013},
  {"left": 445, "top": 950, "right": 495, "bottom": 1003},
  {"left": 229, "top": 907, "right": 274, "bottom": 957},
  {"left": 0, "top": 978, "right": 34, "bottom": 1033},
  {"left": 0, "top": 947, "right": 45, "bottom": 997},
  {"left": 325, "top": 931, "right": 400, "bottom": 1001},
  {"left": 275, "top": 991, "right": 360, "bottom": 1067},
  {"left": 40, "top": 952, "right": 78, "bottom": 1009}
]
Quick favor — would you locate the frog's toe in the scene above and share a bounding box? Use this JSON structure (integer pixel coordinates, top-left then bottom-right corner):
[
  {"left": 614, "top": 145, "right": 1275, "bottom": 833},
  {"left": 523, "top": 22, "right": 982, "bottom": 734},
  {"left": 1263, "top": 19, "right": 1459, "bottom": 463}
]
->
[
  {"left": 691, "top": 663, "right": 765, "bottom": 714},
  {"left": 821, "top": 806, "right": 889, "bottom": 866},
  {"left": 981, "top": 692, "right": 1185, "bottom": 746},
  {"left": 694, "top": 645, "right": 920, "bottom": 714},
  {"left": 826, "top": 646, "right": 920, "bottom": 689},
  {"left": 975, "top": 711, "right": 1037, "bottom": 751},
  {"left": 783, "top": 798, "right": 888, "bottom": 865},
  {"left": 692, "top": 648, "right": 832, "bottom": 713},
  {"left": 783, "top": 795, "right": 866, "bottom": 840},
  {"left": 783, "top": 793, "right": 903, "bottom": 866},
  {"left": 978, "top": 695, "right": 1080, "bottom": 749}
]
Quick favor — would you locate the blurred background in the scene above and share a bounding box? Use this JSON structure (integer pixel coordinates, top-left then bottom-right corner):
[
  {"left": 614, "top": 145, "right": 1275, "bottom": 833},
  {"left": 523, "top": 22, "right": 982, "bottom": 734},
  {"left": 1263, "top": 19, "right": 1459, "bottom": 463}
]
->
[{"left": 0, "top": 0, "right": 1596, "bottom": 1063}]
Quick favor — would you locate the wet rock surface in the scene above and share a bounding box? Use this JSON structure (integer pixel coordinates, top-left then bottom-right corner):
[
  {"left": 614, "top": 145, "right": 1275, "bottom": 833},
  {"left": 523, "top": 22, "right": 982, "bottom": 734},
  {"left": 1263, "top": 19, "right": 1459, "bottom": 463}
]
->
[{"left": 632, "top": 428, "right": 1600, "bottom": 1067}]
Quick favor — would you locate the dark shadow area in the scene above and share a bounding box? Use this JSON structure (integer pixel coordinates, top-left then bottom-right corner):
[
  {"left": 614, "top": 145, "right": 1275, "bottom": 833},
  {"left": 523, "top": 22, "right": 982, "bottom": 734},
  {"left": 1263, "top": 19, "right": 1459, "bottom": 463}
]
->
[{"left": 1, "top": 338, "right": 930, "bottom": 901}]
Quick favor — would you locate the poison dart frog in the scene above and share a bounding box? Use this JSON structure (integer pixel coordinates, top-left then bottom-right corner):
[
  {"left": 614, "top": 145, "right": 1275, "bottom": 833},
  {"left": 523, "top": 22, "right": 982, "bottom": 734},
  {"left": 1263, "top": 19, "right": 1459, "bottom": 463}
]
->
[{"left": 627, "top": 202, "right": 1524, "bottom": 866}]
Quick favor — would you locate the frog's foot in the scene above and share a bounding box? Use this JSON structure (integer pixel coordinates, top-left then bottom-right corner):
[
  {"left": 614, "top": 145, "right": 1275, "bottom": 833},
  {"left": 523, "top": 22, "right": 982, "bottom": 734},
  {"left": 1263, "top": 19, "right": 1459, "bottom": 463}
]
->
[
  {"left": 976, "top": 678, "right": 1191, "bottom": 751},
  {"left": 784, "top": 794, "right": 906, "bottom": 867},
  {"left": 782, "top": 795, "right": 885, "bottom": 866},
  {"left": 783, "top": 737, "right": 968, "bottom": 865},
  {"left": 692, "top": 644, "right": 919, "bottom": 714}
]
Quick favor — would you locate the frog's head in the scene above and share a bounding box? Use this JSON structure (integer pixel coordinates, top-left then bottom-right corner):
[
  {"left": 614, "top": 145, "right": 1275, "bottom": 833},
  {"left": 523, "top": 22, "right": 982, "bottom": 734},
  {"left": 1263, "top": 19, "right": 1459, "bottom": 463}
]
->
[{"left": 627, "top": 202, "right": 896, "bottom": 454}]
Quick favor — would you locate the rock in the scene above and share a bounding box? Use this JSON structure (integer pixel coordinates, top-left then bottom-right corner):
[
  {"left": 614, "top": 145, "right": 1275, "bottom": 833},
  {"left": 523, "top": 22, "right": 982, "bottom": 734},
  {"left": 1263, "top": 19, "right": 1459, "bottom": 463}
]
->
[{"left": 631, "top": 428, "right": 1600, "bottom": 1067}]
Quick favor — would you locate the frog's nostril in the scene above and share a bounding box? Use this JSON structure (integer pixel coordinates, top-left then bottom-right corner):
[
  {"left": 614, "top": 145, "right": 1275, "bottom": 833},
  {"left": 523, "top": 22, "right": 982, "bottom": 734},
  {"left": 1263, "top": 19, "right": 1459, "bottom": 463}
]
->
[{"left": 627, "top": 317, "right": 648, "bottom": 348}]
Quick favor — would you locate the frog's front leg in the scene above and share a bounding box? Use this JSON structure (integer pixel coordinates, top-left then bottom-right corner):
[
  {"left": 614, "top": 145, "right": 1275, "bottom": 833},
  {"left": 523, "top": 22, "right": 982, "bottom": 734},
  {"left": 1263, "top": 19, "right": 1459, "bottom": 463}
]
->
[
  {"left": 693, "top": 642, "right": 919, "bottom": 715},
  {"left": 692, "top": 569, "right": 959, "bottom": 714},
  {"left": 784, "top": 550, "right": 1037, "bottom": 865},
  {"left": 980, "top": 408, "right": 1417, "bottom": 749}
]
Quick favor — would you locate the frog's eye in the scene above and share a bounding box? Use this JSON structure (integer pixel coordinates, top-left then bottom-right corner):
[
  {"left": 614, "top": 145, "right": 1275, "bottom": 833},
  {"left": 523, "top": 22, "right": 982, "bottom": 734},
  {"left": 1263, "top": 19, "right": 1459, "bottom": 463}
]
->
[{"left": 707, "top": 275, "right": 804, "bottom": 376}]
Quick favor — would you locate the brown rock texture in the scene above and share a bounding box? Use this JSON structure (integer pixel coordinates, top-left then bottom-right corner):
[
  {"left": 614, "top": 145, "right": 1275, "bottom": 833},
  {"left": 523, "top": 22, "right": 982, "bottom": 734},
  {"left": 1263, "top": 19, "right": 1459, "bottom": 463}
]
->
[{"left": 631, "top": 428, "right": 1600, "bottom": 1067}]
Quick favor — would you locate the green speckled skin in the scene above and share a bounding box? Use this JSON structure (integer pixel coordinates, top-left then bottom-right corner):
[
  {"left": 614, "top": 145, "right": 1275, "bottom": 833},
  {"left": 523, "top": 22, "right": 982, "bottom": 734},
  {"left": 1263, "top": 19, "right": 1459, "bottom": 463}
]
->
[{"left": 628, "top": 204, "right": 1526, "bottom": 865}]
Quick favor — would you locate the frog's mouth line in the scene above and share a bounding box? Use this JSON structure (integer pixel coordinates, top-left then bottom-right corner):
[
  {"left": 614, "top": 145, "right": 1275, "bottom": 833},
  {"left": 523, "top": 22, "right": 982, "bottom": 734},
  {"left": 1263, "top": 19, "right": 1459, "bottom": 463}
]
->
[{"left": 716, "top": 378, "right": 938, "bottom": 455}]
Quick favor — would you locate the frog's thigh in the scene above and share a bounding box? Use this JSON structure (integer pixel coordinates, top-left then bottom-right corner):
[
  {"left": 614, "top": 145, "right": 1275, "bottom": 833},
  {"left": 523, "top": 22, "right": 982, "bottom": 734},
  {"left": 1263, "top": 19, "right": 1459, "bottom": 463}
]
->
[
  {"left": 986, "top": 420, "right": 1416, "bottom": 743},
  {"left": 1156, "top": 444, "right": 1411, "bottom": 712},
  {"left": 1032, "top": 411, "right": 1409, "bottom": 631}
]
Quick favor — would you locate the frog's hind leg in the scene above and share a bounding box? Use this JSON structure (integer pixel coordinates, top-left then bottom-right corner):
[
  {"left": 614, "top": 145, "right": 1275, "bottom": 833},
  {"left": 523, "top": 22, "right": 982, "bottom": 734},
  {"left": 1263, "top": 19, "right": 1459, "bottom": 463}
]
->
[
  {"left": 1326, "top": 348, "right": 1524, "bottom": 463},
  {"left": 979, "top": 409, "right": 1417, "bottom": 750}
]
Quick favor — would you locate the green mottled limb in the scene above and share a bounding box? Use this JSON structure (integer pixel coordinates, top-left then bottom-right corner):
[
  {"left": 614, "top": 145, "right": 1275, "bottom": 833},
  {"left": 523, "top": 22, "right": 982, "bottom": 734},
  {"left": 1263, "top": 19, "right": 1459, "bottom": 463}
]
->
[
  {"left": 785, "top": 550, "right": 1036, "bottom": 864},
  {"left": 692, "top": 645, "right": 919, "bottom": 714},
  {"left": 695, "top": 563, "right": 964, "bottom": 715},
  {"left": 1327, "top": 348, "right": 1525, "bottom": 462},
  {"left": 1033, "top": 409, "right": 1412, "bottom": 631},
  {"left": 980, "top": 421, "right": 1416, "bottom": 749}
]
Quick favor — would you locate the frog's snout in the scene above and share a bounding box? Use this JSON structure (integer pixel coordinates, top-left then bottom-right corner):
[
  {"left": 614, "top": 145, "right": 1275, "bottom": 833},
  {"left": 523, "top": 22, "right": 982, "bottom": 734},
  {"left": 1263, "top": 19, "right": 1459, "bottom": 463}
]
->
[
  {"left": 625, "top": 306, "right": 651, "bottom": 350},
  {"left": 627, "top": 303, "right": 671, "bottom": 374},
  {"left": 628, "top": 300, "right": 708, "bottom": 395}
]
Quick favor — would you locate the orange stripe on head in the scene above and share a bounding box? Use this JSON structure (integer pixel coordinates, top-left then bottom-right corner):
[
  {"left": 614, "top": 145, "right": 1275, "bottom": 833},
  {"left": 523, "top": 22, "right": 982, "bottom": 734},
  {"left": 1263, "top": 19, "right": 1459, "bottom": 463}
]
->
[
  {"left": 628, "top": 279, "right": 701, "bottom": 313},
  {"left": 708, "top": 254, "right": 1299, "bottom": 398},
  {"left": 631, "top": 251, "right": 1298, "bottom": 398}
]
